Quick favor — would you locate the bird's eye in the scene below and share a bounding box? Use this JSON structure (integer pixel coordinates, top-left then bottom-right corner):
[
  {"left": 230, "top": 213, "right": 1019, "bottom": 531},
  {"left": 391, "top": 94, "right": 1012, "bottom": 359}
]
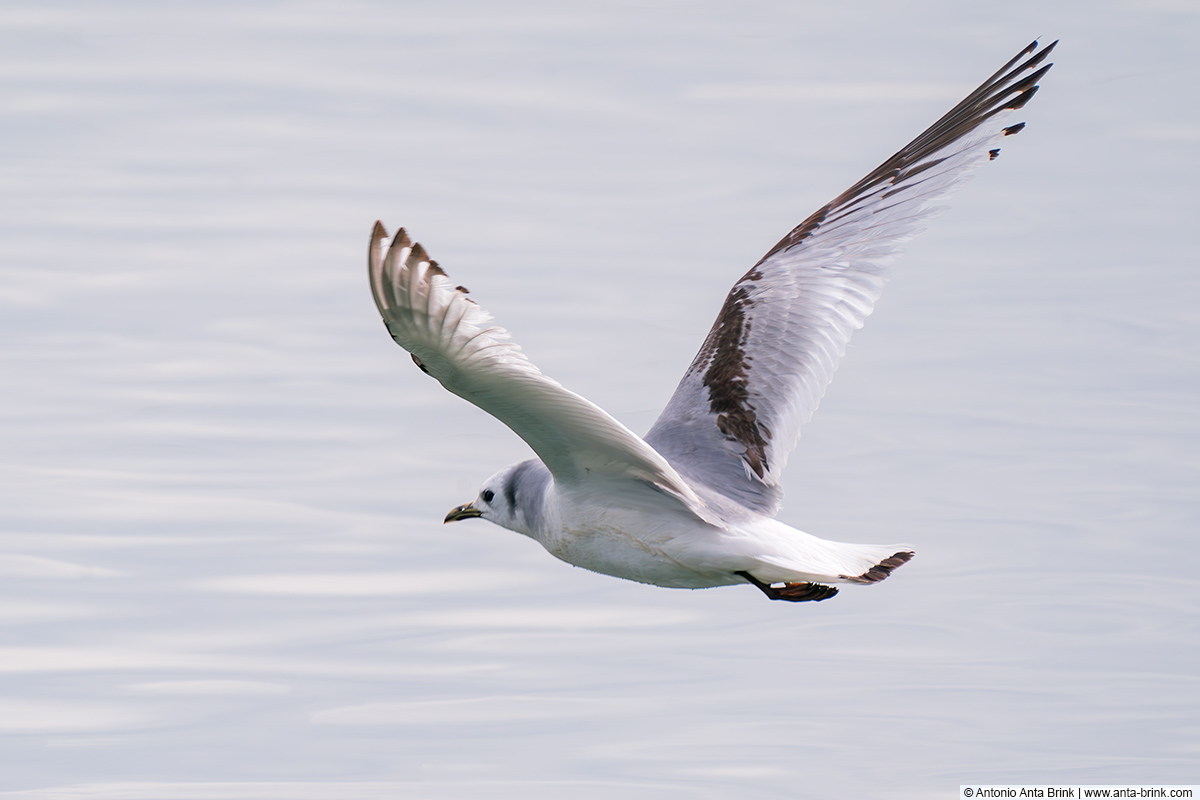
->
[{"left": 481, "top": 489, "right": 494, "bottom": 504}]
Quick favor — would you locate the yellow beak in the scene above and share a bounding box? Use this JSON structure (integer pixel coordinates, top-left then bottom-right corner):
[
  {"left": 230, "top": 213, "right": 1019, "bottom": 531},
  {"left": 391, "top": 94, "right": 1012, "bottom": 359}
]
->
[{"left": 444, "top": 502, "right": 483, "bottom": 523}]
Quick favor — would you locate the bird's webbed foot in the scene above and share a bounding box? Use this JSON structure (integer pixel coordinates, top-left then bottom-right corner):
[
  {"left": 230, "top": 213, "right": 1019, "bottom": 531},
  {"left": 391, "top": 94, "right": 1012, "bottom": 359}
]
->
[{"left": 735, "top": 570, "right": 839, "bottom": 603}]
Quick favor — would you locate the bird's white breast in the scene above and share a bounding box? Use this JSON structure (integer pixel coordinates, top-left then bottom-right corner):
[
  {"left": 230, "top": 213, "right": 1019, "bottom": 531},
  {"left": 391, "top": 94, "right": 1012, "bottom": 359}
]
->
[{"left": 535, "top": 490, "right": 745, "bottom": 589}]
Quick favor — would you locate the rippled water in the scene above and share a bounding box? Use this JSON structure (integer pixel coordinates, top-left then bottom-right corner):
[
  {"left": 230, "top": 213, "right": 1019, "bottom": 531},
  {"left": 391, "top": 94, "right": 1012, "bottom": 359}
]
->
[{"left": 2, "top": 3, "right": 1197, "bottom": 798}]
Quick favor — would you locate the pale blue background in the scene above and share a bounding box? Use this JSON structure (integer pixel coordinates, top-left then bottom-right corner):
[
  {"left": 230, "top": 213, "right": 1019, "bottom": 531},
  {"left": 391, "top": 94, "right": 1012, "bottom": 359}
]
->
[{"left": 1, "top": 1, "right": 1197, "bottom": 798}]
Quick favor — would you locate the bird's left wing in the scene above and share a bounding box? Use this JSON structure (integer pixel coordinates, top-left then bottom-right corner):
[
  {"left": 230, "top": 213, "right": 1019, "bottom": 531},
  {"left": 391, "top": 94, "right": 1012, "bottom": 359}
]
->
[
  {"left": 645, "top": 40, "right": 1056, "bottom": 516},
  {"left": 368, "top": 223, "right": 711, "bottom": 517}
]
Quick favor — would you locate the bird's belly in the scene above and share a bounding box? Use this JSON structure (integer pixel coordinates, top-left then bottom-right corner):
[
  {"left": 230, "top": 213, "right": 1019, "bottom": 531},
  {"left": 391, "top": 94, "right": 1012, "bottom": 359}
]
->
[{"left": 540, "top": 509, "right": 740, "bottom": 589}]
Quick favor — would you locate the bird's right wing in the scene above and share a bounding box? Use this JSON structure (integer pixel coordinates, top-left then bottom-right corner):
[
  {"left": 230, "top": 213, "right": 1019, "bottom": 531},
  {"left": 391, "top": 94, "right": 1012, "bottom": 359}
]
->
[
  {"left": 368, "top": 223, "right": 712, "bottom": 519},
  {"left": 645, "top": 40, "right": 1056, "bottom": 515}
]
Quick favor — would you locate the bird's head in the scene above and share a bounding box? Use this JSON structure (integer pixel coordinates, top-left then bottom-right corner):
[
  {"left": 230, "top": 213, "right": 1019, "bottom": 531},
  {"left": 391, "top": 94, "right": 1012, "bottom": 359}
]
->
[{"left": 443, "top": 460, "right": 547, "bottom": 538}]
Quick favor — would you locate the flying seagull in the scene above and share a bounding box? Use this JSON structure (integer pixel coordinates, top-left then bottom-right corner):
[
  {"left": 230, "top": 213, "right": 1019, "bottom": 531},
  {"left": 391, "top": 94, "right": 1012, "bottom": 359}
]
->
[{"left": 368, "top": 40, "right": 1055, "bottom": 603}]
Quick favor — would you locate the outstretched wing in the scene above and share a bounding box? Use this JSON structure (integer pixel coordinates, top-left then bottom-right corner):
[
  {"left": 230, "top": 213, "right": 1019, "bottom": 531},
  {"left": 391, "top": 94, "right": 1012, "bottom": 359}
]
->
[
  {"left": 368, "top": 223, "right": 711, "bottom": 517},
  {"left": 645, "top": 39, "right": 1056, "bottom": 515}
]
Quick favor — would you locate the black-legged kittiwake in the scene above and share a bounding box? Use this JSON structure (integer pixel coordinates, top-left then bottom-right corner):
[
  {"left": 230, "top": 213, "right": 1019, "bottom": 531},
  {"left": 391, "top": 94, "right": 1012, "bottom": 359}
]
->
[{"left": 367, "top": 40, "right": 1055, "bottom": 602}]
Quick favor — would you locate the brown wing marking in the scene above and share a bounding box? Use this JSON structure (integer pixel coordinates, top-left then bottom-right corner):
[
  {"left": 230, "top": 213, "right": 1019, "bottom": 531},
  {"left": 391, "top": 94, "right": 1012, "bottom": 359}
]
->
[{"left": 686, "top": 267, "right": 772, "bottom": 479}]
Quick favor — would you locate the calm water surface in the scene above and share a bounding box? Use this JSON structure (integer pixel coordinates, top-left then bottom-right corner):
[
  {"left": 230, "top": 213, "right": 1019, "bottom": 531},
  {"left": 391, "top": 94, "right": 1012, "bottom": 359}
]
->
[{"left": 1, "top": 2, "right": 1197, "bottom": 798}]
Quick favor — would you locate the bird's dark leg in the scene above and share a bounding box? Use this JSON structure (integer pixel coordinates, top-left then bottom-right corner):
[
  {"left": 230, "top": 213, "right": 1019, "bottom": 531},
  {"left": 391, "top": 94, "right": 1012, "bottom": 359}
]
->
[{"left": 735, "top": 570, "right": 839, "bottom": 603}]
